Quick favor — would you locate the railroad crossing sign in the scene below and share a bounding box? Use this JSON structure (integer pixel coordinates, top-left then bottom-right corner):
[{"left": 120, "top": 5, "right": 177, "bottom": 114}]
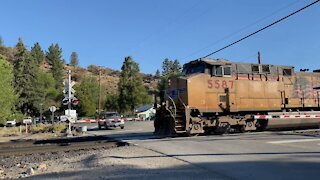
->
[
  {"left": 63, "top": 81, "right": 76, "bottom": 94},
  {"left": 62, "top": 70, "right": 78, "bottom": 106},
  {"left": 49, "top": 106, "right": 56, "bottom": 112}
]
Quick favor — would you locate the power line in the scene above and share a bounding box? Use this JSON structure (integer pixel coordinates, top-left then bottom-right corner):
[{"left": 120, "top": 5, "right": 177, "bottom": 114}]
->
[
  {"left": 202, "top": 0, "right": 320, "bottom": 59},
  {"left": 181, "top": 0, "right": 302, "bottom": 61}
]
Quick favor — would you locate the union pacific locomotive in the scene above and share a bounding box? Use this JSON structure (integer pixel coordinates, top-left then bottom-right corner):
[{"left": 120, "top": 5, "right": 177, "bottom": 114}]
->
[{"left": 154, "top": 58, "right": 320, "bottom": 135}]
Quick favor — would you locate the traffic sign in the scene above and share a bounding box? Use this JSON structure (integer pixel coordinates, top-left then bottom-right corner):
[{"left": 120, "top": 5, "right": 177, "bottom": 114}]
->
[
  {"left": 63, "top": 81, "right": 76, "bottom": 94},
  {"left": 49, "top": 106, "right": 57, "bottom": 112}
]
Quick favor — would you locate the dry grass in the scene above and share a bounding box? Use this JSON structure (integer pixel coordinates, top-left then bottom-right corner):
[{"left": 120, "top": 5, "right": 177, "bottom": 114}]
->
[
  {"left": 0, "top": 123, "right": 67, "bottom": 137},
  {"left": 0, "top": 126, "right": 22, "bottom": 136},
  {"left": 51, "top": 123, "right": 67, "bottom": 133}
]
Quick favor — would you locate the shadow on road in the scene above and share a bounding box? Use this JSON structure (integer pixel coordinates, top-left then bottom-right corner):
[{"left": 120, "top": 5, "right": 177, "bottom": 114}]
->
[{"left": 26, "top": 158, "right": 320, "bottom": 180}]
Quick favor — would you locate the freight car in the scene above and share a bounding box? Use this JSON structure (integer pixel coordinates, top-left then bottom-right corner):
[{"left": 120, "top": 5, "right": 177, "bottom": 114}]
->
[{"left": 154, "top": 58, "right": 320, "bottom": 135}]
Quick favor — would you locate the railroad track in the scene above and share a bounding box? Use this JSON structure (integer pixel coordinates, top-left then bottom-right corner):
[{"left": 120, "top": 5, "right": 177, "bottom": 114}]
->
[{"left": 0, "top": 136, "right": 128, "bottom": 156}]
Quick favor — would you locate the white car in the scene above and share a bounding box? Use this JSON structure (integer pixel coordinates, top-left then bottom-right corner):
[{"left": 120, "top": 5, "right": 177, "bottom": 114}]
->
[
  {"left": 98, "top": 112, "right": 124, "bottom": 130},
  {"left": 23, "top": 117, "right": 32, "bottom": 125},
  {"left": 6, "top": 119, "right": 16, "bottom": 127}
]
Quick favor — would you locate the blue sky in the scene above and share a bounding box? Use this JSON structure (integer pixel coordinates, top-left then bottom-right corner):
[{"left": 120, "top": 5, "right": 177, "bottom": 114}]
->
[{"left": 1, "top": 0, "right": 319, "bottom": 74}]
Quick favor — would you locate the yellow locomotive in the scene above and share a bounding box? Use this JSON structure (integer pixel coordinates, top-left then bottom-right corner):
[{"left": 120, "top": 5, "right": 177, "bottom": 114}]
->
[{"left": 154, "top": 58, "right": 320, "bottom": 135}]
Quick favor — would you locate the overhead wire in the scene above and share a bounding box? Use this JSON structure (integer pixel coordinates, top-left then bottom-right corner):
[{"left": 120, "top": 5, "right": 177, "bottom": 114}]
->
[
  {"left": 127, "top": 1, "right": 203, "bottom": 55},
  {"left": 181, "top": 0, "right": 302, "bottom": 61},
  {"left": 201, "top": 0, "right": 320, "bottom": 59}
]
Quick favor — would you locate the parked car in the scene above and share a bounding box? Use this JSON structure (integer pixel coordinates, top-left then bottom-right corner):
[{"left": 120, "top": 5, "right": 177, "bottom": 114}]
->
[
  {"left": 6, "top": 119, "right": 16, "bottom": 127},
  {"left": 98, "top": 112, "right": 124, "bottom": 130}
]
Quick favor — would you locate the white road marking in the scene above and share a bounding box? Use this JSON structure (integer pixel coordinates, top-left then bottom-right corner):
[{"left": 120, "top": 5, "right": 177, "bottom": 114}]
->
[{"left": 268, "top": 138, "right": 320, "bottom": 144}]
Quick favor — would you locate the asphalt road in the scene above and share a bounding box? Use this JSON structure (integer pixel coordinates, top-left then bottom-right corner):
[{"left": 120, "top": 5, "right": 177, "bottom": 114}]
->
[{"left": 85, "top": 121, "right": 320, "bottom": 180}]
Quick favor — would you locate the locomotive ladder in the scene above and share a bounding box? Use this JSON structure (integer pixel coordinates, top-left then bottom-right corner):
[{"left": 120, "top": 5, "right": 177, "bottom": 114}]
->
[{"left": 174, "top": 108, "right": 187, "bottom": 133}]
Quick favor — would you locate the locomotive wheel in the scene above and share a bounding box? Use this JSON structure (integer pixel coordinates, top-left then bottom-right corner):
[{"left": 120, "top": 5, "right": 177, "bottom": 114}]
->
[
  {"left": 214, "top": 123, "right": 230, "bottom": 135},
  {"left": 237, "top": 125, "right": 246, "bottom": 133}
]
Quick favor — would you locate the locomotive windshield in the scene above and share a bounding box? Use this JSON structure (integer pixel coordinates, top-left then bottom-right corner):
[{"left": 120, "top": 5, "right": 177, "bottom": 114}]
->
[{"left": 183, "top": 63, "right": 205, "bottom": 75}]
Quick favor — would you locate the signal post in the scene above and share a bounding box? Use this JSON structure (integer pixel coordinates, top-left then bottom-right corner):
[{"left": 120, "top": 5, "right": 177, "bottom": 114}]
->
[{"left": 62, "top": 70, "right": 78, "bottom": 136}]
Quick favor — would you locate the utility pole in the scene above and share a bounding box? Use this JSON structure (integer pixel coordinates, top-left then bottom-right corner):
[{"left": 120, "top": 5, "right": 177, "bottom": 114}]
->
[
  {"left": 39, "top": 103, "right": 43, "bottom": 124},
  {"left": 98, "top": 68, "right": 102, "bottom": 114},
  {"left": 67, "top": 70, "right": 72, "bottom": 134}
]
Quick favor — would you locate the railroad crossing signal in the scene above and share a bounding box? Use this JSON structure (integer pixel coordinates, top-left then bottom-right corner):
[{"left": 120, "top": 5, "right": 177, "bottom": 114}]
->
[
  {"left": 63, "top": 80, "right": 76, "bottom": 94},
  {"left": 62, "top": 98, "right": 69, "bottom": 105},
  {"left": 72, "top": 97, "right": 79, "bottom": 105},
  {"left": 62, "top": 70, "right": 79, "bottom": 106}
]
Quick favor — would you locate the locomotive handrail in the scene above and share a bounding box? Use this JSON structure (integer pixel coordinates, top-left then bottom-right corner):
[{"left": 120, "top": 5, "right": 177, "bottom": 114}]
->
[
  {"left": 166, "top": 94, "right": 177, "bottom": 118},
  {"left": 178, "top": 96, "right": 187, "bottom": 110}
]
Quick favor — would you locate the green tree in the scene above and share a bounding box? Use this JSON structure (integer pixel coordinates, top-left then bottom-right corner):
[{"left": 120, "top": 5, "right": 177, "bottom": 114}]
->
[
  {"left": 155, "top": 69, "right": 161, "bottom": 79},
  {"left": 161, "top": 58, "right": 172, "bottom": 76},
  {"left": 69, "top": 52, "right": 79, "bottom": 67},
  {"left": 171, "top": 59, "right": 182, "bottom": 75},
  {"left": 0, "top": 55, "right": 16, "bottom": 124},
  {"left": 13, "top": 38, "right": 45, "bottom": 115},
  {"left": 37, "top": 71, "right": 59, "bottom": 113},
  {"left": 75, "top": 76, "right": 99, "bottom": 116},
  {"left": 13, "top": 38, "right": 30, "bottom": 114},
  {"left": 158, "top": 58, "right": 182, "bottom": 101},
  {"left": 30, "top": 42, "right": 45, "bottom": 65},
  {"left": 118, "top": 56, "right": 151, "bottom": 114},
  {"left": 105, "top": 93, "right": 119, "bottom": 112},
  {"left": 0, "top": 36, "right": 3, "bottom": 46},
  {"left": 46, "top": 43, "right": 64, "bottom": 88}
]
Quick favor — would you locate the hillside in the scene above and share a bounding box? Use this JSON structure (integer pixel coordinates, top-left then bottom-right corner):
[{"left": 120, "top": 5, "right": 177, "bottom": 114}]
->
[
  {"left": 60, "top": 63, "right": 157, "bottom": 95},
  {"left": 1, "top": 43, "right": 158, "bottom": 94}
]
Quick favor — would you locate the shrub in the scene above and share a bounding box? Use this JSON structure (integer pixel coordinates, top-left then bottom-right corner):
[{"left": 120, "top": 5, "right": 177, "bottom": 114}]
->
[
  {"left": 31, "top": 124, "right": 50, "bottom": 133},
  {"left": 52, "top": 123, "right": 67, "bottom": 133}
]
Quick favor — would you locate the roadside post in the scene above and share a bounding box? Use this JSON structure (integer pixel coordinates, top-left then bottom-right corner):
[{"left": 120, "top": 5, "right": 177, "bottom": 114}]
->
[{"left": 50, "top": 106, "right": 56, "bottom": 124}]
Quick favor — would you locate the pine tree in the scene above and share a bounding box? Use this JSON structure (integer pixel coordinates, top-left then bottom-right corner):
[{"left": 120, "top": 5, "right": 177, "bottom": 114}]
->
[
  {"left": 171, "top": 59, "right": 182, "bottom": 75},
  {"left": 69, "top": 52, "right": 79, "bottom": 67},
  {"left": 0, "top": 55, "right": 16, "bottom": 124},
  {"left": 118, "top": 56, "right": 151, "bottom": 114},
  {"left": 0, "top": 36, "right": 3, "bottom": 46},
  {"left": 155, "top": 69, "right": 161, "bottom": 79},
  {"left": 13, "top": 38, "right": 44, "bottom": 115},
  {"left": 161, "top": 58, "right": 172, "bottom": 76},
  {"left": 13, "top": 38, "right": 30, "bottom": 113},
  {"left": 46, "top": 43, "right": 64, "bottom": 88},
  {"left": 30, "top": 42, "right": 45, "bottom": 65},
  {"left": 157, "top": 58, "right": 182, "bottom": 101}
]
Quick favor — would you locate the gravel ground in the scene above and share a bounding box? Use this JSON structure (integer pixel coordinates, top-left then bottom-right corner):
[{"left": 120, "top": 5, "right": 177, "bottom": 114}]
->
[{"left": 0, "top": 145, "right": 221, "bottom": 180}]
